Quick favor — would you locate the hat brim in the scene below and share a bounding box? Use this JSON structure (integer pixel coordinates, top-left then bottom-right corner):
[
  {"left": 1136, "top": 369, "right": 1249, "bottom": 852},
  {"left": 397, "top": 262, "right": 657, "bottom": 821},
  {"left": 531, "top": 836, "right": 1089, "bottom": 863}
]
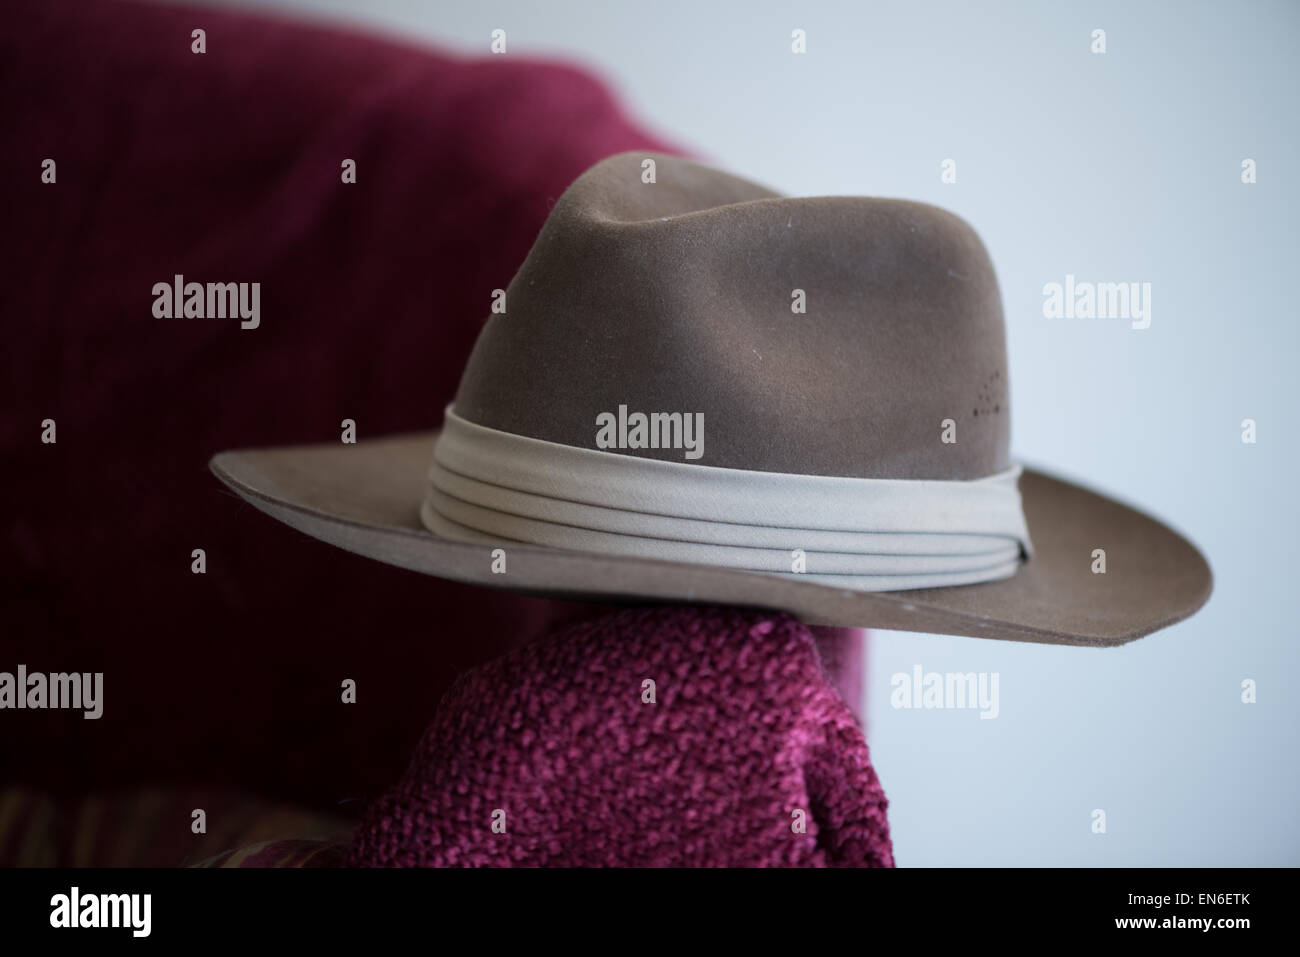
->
[{"left": 210, "top": 431, "right": 1211, "bottom": 647}]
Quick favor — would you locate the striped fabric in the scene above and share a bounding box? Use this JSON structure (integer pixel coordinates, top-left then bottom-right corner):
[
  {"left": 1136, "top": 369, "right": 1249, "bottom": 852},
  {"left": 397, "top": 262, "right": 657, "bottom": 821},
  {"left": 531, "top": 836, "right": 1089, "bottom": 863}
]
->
[
  {"left": 193, "top": 839, "right": 348, "bottom": 869},
  {"left": 0, "top": 788, "right": 352, "bottom": 868}
]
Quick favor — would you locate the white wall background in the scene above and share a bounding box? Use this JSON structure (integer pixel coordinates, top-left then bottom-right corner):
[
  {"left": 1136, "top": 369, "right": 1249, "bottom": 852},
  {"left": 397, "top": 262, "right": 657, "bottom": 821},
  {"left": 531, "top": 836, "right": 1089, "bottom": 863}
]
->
[{"left": 170, "top": 0, "right": 1299, "bottom": 865}]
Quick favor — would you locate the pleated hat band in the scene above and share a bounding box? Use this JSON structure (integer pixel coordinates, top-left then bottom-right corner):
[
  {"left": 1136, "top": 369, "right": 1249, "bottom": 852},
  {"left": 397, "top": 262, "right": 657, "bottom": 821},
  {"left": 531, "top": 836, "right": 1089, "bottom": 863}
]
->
[{"left": 422, "top": 407, "right": 1033, "bottom": 592}]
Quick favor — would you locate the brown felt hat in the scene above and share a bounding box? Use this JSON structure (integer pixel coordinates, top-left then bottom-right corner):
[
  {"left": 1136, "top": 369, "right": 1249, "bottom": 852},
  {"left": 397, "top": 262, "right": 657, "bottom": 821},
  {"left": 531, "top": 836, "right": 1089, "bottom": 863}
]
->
[{"left": 212, "top": 152, "right": 1211, "bottom": 646}]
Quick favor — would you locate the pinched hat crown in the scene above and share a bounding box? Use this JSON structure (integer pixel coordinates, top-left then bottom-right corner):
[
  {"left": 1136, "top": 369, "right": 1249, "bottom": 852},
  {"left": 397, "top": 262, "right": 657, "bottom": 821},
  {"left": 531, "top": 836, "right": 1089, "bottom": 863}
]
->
[
  {"left": 453, "top": 151, "right": 1010, "bottom": 481},
  {"left": 423, "top": 152, "right": 1031, "bottom": 593},
  {"left": 212, "top": 152, "right": 1211, "bottom": 641}
]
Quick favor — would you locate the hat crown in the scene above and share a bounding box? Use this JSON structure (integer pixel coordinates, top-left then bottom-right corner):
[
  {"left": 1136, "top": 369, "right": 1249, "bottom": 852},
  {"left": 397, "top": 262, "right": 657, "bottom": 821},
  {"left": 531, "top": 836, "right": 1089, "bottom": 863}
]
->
[{"left": 454, "top": 152, "right": 1011, "bottom": 480}]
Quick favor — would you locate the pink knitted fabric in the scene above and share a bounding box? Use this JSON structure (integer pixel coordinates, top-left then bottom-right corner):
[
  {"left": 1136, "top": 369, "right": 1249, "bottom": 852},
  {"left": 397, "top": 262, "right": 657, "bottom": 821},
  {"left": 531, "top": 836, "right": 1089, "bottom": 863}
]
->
[{"left": 348, "top": 606, "right": 893, "bottom": 867}]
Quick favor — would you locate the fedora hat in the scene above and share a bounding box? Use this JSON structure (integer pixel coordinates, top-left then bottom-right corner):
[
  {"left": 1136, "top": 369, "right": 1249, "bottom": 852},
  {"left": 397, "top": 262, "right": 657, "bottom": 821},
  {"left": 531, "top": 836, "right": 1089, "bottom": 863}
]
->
[{"left": 211, "top": 152, "right": 1210, "bottom": 646}]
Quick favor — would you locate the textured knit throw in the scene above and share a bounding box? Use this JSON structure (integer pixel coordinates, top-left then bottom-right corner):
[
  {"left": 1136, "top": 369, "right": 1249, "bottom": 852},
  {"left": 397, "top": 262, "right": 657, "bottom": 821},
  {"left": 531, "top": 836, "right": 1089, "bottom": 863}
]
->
[{"left": 347, "top": 606, "right": 894, "bottom": 867}]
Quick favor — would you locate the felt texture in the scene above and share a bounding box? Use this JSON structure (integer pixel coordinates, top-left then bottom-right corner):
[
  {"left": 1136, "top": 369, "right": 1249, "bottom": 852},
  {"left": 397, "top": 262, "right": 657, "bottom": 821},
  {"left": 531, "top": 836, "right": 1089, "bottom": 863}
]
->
[
  {"left": 0, "top": 0, "right": 676, "bottom": 803},
  {"left": 211, "top": 146, "right": 1212, "bottom": 643},
  {"left": 454, "top": 152, "right": 1013, "bottom": 480},
  {"left": 347, "top": 606, "right": 893, "bottom": 867},
  {"left": 213, "top": 433, "right": 1211, "bottom": 645}
]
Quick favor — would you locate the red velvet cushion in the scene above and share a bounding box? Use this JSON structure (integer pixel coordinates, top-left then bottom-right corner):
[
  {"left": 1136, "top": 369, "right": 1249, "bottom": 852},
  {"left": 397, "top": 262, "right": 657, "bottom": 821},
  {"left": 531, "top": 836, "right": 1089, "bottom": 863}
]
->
[{"left": 0, "top": 0, "right": 677, "bottom": 807}]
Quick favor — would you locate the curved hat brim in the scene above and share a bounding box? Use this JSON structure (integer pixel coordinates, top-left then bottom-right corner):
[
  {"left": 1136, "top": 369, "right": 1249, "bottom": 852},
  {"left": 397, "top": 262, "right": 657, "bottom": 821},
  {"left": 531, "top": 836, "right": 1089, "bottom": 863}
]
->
[{"left": 210, "top": 432, "right": 1211, "bottom": 647}]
